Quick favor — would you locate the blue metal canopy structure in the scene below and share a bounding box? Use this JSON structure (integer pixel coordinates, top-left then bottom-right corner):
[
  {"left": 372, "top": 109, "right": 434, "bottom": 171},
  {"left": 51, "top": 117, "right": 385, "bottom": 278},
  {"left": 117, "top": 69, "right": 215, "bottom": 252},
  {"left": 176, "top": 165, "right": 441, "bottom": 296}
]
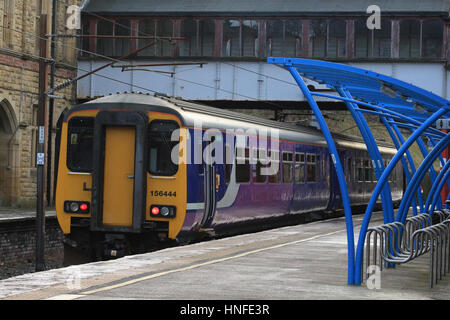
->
[{"left": 267, "top": 57, "right": 450, "bottom": 285}]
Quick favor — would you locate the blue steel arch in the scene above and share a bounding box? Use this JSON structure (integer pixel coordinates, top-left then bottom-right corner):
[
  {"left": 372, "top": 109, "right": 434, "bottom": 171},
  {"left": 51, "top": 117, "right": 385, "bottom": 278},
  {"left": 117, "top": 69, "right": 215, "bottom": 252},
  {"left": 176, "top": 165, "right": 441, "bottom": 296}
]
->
[{"left": 267, "top": 57, "right": 450, "bottom": 285}]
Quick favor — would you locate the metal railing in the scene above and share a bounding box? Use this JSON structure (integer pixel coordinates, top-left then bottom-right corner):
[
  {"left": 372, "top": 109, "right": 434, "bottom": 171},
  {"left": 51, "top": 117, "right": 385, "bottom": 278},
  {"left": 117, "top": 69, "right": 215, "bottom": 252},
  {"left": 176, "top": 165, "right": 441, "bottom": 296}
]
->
[{"left": 365, "top": 211, "right": 450, "bottom": 288}]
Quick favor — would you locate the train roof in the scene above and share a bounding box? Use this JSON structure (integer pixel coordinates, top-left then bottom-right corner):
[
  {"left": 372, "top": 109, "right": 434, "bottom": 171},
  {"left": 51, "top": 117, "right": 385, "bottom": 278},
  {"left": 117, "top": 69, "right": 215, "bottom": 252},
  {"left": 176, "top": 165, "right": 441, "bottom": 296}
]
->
[{"left": 68, "top": 93, "right": 396, "bottom": 154}]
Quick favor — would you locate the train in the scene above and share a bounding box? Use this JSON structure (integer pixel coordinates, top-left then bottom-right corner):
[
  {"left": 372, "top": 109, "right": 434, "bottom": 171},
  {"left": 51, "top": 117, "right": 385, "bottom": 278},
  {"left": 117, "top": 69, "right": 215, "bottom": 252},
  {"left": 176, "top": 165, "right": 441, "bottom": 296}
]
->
[{"left": 55, "top": 92, "right": 403, "bottom": 259}]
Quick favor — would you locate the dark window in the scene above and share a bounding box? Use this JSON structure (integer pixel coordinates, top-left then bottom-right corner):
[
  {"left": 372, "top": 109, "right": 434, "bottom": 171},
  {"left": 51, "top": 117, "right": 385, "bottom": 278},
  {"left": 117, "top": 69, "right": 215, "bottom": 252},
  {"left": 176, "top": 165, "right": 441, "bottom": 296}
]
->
[
  {"left": 223, "top": 20, "right": 241, "bottom": 57},
  {"left": 242, "top": 20, "right": 258, "bottom": 57},
  {"left": 422, "top": 20, "right": 443, "bottom": 58},
  {"left": 157, "top": 20, "right": 174, "bottom": 56},
  {"left": 115, "top": 19, "right": 131, "bottom": 57},
  {"left": 268, "top": 150, "right": 280, "bottom": 184},
  {"left": 148, "top": 120, "right": 179, "bottom": 176},
  {"left": 285, "top": 20, "right": 302, "bottom": 57},
  {"left": 354, "top": 19, "right": 391, "bottom": 58},
  {"left": 347, "top": 158, "right": 353, "bottom": 182},
  {"left": 399, "top": 20, "right": 420, "bottom": 58},
  {"left": 354, "top": 20, "right": 370, "bottom": 58},
  {"left": 97, "top": 20, "right": 114, "bottom": 56},
  {"left": 80, "top": 20, "right": 90, "bottom": 56},
  {"left": 309, "top": 20, "right": 327, "bottom": 58},
  {"left": 67, "top": 117, "right": 94, "bottom": 172},
  {"left": 254, "top": 149, "right": 267, "bottom": 184},
  {"left": 225, "top": 145, "right": 232, "bottom": 184},
  {"left": 364, "top": 159, "right": 371, "bottom": 182},
  {"left": 357, "top": 159, "right": 364, "bottom": 182},
  {"left": 328, "top": 20, "right": 346, "bottom": 58},
  {"left": 282, "top": 152, "right": 293, "bottom": 183},
  {"left": 138, "top": 20, "right": 156, "bottom": 57},
  {"left": 235, "top": 147, "right": 250, "bottom": 183},
  {"left": 373, "top": 20, "right": 391, "bottom": 58},
  {"left": 306, "top": 154, "right": 316, "bottom": 183},
  {"left": 295, "top": 152, "right": 305, "bottom": 183},
  {"left": 266, "top": 20, "right": 284, "bottom": 57},
  {"left": 199, "top": 20, "right": 215, "bottom": 56},
  {"left": 180, "top": 19, "right": 198, "bottom": 57}
]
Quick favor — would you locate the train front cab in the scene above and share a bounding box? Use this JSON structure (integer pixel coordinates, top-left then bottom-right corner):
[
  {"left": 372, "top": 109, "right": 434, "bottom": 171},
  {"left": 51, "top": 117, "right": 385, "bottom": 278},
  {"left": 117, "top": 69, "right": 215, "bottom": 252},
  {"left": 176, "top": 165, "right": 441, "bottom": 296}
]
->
[{"left": 55, "top": 107, "right": 187, "bottom": 254}]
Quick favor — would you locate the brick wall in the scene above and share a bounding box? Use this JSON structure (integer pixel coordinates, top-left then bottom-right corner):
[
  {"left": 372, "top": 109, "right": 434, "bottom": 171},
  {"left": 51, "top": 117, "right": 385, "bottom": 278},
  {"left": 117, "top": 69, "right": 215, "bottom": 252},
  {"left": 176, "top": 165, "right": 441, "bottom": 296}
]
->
[{"left": 0, "top": 217, "right": 63, "bottom": 280}]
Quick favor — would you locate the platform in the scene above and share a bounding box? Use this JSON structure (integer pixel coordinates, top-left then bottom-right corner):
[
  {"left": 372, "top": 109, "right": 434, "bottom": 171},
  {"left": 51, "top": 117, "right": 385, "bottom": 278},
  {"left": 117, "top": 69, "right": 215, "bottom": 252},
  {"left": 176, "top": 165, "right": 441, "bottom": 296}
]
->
[{"left": 0, "top": 211, "right": 448, "bottom": 300}]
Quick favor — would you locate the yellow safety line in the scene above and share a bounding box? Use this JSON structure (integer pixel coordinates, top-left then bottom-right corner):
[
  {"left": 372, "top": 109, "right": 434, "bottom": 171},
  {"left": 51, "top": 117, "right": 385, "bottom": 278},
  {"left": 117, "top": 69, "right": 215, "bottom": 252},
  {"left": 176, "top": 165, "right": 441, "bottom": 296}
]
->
[{"left": 78, "top": 229, "right": 345, "bottom": 296}]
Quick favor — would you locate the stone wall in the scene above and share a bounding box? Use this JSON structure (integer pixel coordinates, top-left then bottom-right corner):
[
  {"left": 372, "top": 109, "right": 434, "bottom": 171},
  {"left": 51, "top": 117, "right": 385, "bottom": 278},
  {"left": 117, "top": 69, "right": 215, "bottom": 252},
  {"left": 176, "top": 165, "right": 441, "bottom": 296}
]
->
[{"left": 0, "top": 0, "right": 81, "bottom": 207}]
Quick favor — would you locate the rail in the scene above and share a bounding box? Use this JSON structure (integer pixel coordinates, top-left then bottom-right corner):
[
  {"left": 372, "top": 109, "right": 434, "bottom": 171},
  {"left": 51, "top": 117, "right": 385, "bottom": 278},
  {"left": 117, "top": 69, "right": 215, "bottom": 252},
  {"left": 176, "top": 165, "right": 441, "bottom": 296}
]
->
[{"left": 365, "top": 212, "right": 450, "bottom": 288}]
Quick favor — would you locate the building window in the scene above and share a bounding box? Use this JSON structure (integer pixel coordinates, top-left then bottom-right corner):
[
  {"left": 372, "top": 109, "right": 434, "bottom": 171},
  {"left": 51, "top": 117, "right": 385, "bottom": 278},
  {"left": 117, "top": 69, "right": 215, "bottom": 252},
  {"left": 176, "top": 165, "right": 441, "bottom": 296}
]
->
[
  {"left": 266, "top": 20, "right": 284, "bottom": 57},
  {"left": 399, "top": 20, "right": 420, "bottom": 58},
  {"left": 295, "top": 152, "right": 305, "bottom": 183},
  {"left": 373, "top": 20, "right": 391, "bottom": 58},
  {"left": 309, "top": 20, "right": 327, "bottom": 58},
  {"left": 3, "top": 0, "right": 14, "bottom": 48},
  {"left": 354, "top": 19, "right": 391, "bottom": 58},
  {"left": 199, "top": 20, "right": 215, "bottom": 56},
  {"left": 80, "top": 19, "right": 90, "bottom": 56},
  {"left": 115, "top": 19, "right": 131, "bottom": 57},
  {"left": 180, "top": 19, "right": 197, "bottom": 57},
  {"left": 223, "top": 20, "right": 240, "bottom": 57},
  {"left": 328, "top": 20, "right": 346, "bottom": 58},
  {"left": 138, "top": 20, "right": 174, "bottom": 57},
  {"left": 222, "top": 20, "right": 258, "bottom": 57},
  {"left": 242, "top": 20, "right": 258, "bottom": 57},
  {"left": 158, "top": 20, "right": 174, "bottom": 56},
  {"left": 96, "top": 20, "right": 114, "bottom": 56},
  {"left": 422, "top": 20, "right": 443, "bottom": 58},
  {"left": 285, "top": 20, "right": 302, "bottom": 57},
  {"left": 138, "top": 20, "right": 155, "bottom": 56},
  {"left": 282, "top": 152, "right": 293, "bottom": 183}
]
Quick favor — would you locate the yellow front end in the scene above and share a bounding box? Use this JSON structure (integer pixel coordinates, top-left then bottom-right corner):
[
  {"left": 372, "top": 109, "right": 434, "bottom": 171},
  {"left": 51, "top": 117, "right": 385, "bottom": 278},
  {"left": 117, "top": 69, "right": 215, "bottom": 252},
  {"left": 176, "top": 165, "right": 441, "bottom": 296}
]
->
[{"left": 55, "top": 109, "right": 187, "bottom": 240}]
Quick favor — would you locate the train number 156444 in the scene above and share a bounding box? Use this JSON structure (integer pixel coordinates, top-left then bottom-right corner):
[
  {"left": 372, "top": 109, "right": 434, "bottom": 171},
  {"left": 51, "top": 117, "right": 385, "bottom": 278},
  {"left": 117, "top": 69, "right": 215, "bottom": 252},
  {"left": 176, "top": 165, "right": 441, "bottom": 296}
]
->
[{"left": 150, "top": 190, "right": 177, "bottom": 197}]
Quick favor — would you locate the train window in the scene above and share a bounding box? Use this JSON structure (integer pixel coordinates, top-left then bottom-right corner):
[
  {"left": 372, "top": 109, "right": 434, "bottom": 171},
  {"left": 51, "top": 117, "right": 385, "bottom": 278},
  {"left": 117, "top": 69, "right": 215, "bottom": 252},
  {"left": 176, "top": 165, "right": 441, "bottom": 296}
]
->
[
  {"left": 364, "top": 159, "right": 371, "bottom": 182},
  {"left": 347, "top": 158, "right": 352, "bottom": 182},
  {"left": 295, "top": 153, "right": 305, "bottom": 184},
  {"left": 306, "top": 153, "right": 316, "bottom": 183},
  {"left": 148, "top": 120, "right": 179, "bottom": 176},
  {"left": 357, "top": 159, "right": 364, "bottom": 182},
  {"left": 282, "top": 152, "right": 293, "bottom": 184},
  {"left": 225, "top": 145, "right": 232, "bottom": 184},
  {"left": 254, "top": 149, "right": 267, "bottom": 184},
  {"left": 316, "top": 155, "right": 321, "bottom": 182},
  {"left": 268, "top": 149, "right": 280, "bottom": 184},
  {"left": 235, "top": 147, "right": 250, "bottom": 183},
  {"left": 67, "top": 117, "right": 94, "bottom": 172}
]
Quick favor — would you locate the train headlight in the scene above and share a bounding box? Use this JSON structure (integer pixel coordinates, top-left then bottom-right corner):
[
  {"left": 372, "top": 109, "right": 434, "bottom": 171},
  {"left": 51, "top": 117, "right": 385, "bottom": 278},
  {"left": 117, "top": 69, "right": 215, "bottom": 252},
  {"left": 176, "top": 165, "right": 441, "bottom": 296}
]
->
[
  {"left": 150, "top": 205, "right": 176, "bottom": 218},
  {"left": 69, "top": 202, "right": 79, "bottom": 212},
  {"left": 64, "top": 201, "right": 90, "bottom": 213},
  {"left": 160, "top": 206, "right": 170, "bottom": 217}
]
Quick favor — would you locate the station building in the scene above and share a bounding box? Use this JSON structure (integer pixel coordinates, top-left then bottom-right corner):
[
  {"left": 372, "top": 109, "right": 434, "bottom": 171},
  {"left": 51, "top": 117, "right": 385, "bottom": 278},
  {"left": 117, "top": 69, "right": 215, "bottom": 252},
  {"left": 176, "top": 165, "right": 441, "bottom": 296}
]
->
[
  {"left": 75, "top": 0, "right": 448, "bottom": 188},
  {"left": 0, "top": 0, "right": 80, "bottom": 207},
  {"left": 78, "top": 0, "right": 449, "bottom": 106}
]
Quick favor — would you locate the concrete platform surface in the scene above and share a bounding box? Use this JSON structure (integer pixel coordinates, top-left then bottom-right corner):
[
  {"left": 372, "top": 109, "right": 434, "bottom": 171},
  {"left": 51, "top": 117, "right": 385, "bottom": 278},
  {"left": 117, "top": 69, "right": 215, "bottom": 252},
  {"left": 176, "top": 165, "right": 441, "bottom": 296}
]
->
[
  {"left": 0, "top": 207, "right": 56, "bottom": 222},
  {"left": 0, "top": 212, "right": 449, "bottom": 300}
]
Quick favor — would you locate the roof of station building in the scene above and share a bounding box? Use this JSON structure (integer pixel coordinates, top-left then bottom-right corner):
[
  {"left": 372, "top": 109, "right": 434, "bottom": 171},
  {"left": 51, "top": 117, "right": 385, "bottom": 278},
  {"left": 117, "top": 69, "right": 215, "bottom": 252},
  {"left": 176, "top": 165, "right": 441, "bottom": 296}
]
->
[{"left": 81, "top": 0, "right": 450, "bottom": 17}]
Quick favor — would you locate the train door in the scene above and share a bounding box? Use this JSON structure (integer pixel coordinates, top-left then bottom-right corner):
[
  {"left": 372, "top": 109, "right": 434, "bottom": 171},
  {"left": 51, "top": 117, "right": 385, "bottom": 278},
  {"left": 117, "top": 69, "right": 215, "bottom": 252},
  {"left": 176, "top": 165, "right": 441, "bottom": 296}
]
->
[
  {"left": 91, "top": 111, "right": 148, "bottom": 233},
  {"left": 199, "top": 137, "right": 218, "bottom": 229}
]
